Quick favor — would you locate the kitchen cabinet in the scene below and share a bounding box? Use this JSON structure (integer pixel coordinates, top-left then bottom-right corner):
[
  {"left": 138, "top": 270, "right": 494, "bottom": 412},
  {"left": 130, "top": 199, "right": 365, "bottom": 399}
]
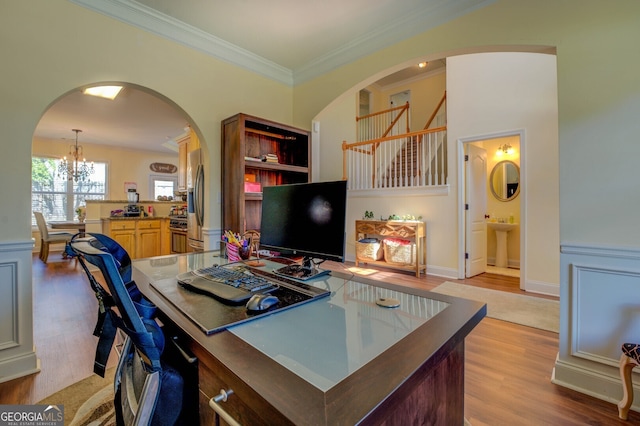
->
[
  {"left": 136, "top": 220, "right": 161, "bottom": 259},
  {"left": 177, "top": 137, "right": 188, "bottom": 191},
  {"left": 355, "top": 220, "right": 427, "bottom": 277},
  {"left": 222, "top": 113, "right": 310, "bottom": 233},
  {"left": 161, "top": 218, "right": 171, "bottom": 254},
  {"left": 102, "top": 218, "right": 165, "bottom": 259},
  {"left": 105, "top": 220, "right": 136, "bottom": 256},
  {"left": 177, "top": 127, "right": 200, "bottom": 192}
]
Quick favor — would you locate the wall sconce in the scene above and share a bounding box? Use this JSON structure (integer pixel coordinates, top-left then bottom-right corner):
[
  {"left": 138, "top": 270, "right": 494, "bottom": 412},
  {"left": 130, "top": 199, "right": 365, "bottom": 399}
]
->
[{"left": 497, "top": 143, "right": 515, "bottom": 156}]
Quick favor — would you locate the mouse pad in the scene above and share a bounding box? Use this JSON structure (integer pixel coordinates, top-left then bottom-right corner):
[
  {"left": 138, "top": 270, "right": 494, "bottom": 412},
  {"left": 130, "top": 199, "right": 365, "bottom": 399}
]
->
[{"left": 150, "top": 277, "right": 324, "bottom": 335}]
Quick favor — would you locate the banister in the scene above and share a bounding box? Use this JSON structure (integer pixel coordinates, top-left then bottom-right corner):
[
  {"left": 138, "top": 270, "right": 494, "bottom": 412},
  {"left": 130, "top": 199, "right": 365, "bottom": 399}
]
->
[
  {"left": 356, "top": 102, "right": 408, "bottom": 121},
  {"left": 424, "top": 92, "right": 447, "bottom": 130},
  {"left": 343, "top": 126, "right": 447, "bottom": 152}
]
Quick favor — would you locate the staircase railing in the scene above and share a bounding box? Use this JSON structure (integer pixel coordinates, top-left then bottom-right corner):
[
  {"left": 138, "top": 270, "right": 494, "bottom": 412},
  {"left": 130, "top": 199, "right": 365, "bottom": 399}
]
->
[
  {"left": 423, "top": 92, "right": 447, "bottom": 129},
  {"left": 342, "top": 126, "right": 447, "bottom": 190},
  {"left": 357, "top": 102, "right": 410, "bottom": 142}
]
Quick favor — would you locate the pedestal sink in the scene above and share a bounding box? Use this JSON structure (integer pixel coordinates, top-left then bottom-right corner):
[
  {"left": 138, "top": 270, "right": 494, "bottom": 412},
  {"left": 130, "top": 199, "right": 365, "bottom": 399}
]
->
[{"left": 487, "top": 222, "right": 518, "bottom": 268}]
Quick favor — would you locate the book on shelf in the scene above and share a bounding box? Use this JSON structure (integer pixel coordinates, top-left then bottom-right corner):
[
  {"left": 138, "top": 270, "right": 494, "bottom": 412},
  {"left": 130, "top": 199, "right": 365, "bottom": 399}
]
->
[
  {"left": 244, "top": 156, "right": 262, "bottom": 162},
  {"left": 262, "top": 153, "right": 279, "bottom": 163}
]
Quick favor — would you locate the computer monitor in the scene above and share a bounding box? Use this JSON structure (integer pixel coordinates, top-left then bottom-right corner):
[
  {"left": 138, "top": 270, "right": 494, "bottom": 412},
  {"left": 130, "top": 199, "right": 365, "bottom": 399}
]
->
[{"left": 259, "top": 180, "right": 347, "bottom": 279}]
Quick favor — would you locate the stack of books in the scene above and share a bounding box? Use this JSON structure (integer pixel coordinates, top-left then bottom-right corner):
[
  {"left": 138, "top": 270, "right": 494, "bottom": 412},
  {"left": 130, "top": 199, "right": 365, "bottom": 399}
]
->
[{"left": 262, "top": 153, "right": 278, "bottom": 163}]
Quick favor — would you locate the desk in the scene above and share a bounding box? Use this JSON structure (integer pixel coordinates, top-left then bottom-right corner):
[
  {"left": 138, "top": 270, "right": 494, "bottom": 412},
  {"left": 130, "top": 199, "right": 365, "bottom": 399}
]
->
[
  {"left": 48, "top": 221, "right": 86, "bottom": 232},
  {"left": 132, "top": 253, "right": 486, "bottom": 425}
]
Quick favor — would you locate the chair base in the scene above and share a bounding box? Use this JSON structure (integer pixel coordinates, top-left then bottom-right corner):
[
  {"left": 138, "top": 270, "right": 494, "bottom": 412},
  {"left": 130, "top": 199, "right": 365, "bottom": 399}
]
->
[
  {"left": 619, "top": 351, "right": 640, "bottom": 420},
  {"left": 39, "top": 240, "right": 72, "bottom": 263}
]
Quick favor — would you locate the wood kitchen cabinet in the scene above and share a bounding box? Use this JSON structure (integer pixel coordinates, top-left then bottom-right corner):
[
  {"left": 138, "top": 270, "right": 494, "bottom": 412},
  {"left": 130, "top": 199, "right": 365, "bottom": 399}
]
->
[
  {"left": 177, "top": 126, "right": 200, "bottom": 192},
  {"left": 177, "top": 136, "right": 188, "bottom": 191},
  {"left": 136, "top": 220, "right": 161, "bottom": 259},
  {"left": 102, "top": 218, "right": 164, "bottom": 259},
  {"left": 222, "top": 113, "right": 310, "bottom": 233},
  {"left": 104, "top": 220, "right": 136, "bottom": 256}
]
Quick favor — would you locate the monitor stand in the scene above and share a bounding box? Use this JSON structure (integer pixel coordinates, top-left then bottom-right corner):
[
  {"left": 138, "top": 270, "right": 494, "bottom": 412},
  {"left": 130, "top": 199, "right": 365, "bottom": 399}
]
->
[{"left": 274, "top": 257, "right": 330, "bottom": 281}]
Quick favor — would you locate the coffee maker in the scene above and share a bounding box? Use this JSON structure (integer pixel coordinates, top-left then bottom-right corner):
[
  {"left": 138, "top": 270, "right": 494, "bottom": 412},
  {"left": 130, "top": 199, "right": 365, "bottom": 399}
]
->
[{"left": 124, "top": 189, "right": 141, "bottom": 217}]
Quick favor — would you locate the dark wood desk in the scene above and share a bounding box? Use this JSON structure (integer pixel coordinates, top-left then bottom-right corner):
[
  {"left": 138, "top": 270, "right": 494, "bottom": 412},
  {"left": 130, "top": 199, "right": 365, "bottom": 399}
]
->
[{"left": 132, "top": 253, "right": 486, "bottom": 425}]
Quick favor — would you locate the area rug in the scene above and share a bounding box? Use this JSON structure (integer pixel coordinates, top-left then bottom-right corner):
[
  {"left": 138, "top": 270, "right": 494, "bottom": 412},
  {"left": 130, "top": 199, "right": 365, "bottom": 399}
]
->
[
  {"left": 38, "top": 370, "right": 115, "bottom": 426},
  {"left": 431, "top": 282, "right": 559, "bottom": 333}
]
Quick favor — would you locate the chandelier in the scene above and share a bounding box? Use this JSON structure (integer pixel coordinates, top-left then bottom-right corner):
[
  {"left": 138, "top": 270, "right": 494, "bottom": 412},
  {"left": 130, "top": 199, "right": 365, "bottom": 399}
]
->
[{"left": 58, "top": 129, "right": 94, "bottom": 182}]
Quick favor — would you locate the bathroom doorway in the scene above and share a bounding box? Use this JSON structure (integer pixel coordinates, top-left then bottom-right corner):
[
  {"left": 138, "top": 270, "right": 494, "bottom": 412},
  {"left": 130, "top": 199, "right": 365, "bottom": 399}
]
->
[{"left": 459, "top": 131, "right": 524, "bottom": 288}]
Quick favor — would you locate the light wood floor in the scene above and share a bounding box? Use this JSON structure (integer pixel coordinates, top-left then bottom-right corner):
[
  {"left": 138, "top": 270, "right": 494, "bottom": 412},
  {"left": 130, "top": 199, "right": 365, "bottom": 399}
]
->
[{"left": 0, "top": 254, "right": 637, "bottom": 424}]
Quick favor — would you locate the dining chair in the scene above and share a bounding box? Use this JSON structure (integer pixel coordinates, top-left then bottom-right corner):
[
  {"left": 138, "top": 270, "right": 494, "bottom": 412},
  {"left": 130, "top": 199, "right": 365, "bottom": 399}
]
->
[{"left": 33, "top": 211, "right": 76, "bottom": 263}]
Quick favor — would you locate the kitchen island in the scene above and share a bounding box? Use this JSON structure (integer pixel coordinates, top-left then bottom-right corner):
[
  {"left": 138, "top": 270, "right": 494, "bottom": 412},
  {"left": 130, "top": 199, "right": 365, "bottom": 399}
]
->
[{"left": 132, "top": 252, "right": 486, "bottom": 425}]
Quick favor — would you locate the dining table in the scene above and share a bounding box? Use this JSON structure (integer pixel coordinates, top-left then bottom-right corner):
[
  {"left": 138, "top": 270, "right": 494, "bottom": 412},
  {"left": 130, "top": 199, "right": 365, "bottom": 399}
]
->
[{"left": 48, "top": 220, "right": 86, "bottom": 233}]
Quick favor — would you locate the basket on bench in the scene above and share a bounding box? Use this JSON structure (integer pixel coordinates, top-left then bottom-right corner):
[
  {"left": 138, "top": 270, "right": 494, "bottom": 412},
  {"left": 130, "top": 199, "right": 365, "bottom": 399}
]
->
[
  {"left": 383, "top": 238, "right": 416, "bottom": 265},
  {"left": 356, "top": 238, "right": 383, "bottom": 261}
]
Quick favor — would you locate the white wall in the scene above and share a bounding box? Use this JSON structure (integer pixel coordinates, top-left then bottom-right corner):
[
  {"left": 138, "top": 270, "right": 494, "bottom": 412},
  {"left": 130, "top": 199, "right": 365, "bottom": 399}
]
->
[
  {"left": 448, "top": 52, "right": 559, "bottom": 293},
  {"left": 315, "top": 52, "right": 558, "bottom": 287}
]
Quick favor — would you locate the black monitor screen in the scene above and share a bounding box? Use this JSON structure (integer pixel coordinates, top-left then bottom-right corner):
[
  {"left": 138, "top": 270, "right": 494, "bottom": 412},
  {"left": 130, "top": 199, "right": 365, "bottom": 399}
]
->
[{"left": 259, "top": 180, "right": 347, "bottom": 263}]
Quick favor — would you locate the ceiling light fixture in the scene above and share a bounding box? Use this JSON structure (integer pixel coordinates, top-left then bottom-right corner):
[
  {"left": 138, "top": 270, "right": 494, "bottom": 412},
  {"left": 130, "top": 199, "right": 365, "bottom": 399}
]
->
[
  {"left": 58, "top": 129, "right": 94, "bottom": 182},
  {"left": 83, "top": 85, "right": 123, "bottom": 100},
  {"left": 497, "top": 143, "right": 515, "bottom": 156},
  {"left": 418, "top": 62, "right": 428, "bottom": 68}
]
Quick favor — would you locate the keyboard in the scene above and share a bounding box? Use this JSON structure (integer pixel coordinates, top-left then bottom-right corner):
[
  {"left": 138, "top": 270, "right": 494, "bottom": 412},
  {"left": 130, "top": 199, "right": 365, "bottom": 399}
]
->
[{"left": 176, "top": 265, "right": 278, "bottom": 304}]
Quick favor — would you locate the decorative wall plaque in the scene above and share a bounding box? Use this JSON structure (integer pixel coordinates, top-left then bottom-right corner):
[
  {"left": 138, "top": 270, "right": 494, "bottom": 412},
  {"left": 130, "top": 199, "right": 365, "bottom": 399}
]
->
[{"left": 150, "top": 162, "right": 177, "bottom": 174}]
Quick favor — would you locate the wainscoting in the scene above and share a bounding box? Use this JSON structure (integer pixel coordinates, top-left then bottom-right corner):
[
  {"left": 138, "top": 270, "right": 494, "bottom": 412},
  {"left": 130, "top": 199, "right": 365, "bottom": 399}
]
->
[
  {"left": 554, "top": 242, "right": 640, "bottom": 410},
  {"left": 0, "top": 239, "right": 39, "bottom": 382}
]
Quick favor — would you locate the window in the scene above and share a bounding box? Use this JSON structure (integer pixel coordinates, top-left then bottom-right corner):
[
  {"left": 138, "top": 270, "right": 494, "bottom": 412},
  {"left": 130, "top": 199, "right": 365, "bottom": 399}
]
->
[
  {"left": 31, "top": 157, "right": 107, "bottom": 225},
  {"left": 150, "top": 175, "right": 177, "bottom": 200}
]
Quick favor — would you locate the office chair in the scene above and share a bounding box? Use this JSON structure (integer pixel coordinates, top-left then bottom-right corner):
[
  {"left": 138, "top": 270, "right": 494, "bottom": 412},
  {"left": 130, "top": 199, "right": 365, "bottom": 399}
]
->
[
  {"left": 70, "top": 233, "right": 185, "bottom": 426},
  {"left": 33, "top": 211, "right": 75, "bottom": 263}
]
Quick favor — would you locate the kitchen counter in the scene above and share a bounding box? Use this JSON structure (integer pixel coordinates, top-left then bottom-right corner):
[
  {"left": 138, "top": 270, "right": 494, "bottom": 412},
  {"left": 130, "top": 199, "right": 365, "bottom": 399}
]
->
[{"left": 102, "top": 216, "right": 165, "bottom": 220}]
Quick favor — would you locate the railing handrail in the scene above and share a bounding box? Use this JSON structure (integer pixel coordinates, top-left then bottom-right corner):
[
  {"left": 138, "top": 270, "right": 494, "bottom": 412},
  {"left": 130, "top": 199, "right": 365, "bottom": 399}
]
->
[
  {"left": 342, "top": 126, "right": 447, "bottom": 185},
  {"left": 356, "top": 102, "right": 410, "bottom": 142},
  {"left": 356, "top": 102, "right": 409, "bottom": 122},
  {"left": 343, "top": 126, "right": 447, "bottom": 152},
  {"left": 423, "top": 92, "right": 447, "bottom": 130}
]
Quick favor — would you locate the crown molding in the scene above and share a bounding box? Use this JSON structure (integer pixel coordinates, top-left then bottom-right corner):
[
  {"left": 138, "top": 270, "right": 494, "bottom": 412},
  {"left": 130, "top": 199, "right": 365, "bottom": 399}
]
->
[
  {"left": 69, "top": 0, "right": 294, "bottom": 86},
  {"left": 70, "top": 0, "right": 494, "bottom": 87},
  {"left": 291, "top": 0, "right": 495, "bottom": 85}
]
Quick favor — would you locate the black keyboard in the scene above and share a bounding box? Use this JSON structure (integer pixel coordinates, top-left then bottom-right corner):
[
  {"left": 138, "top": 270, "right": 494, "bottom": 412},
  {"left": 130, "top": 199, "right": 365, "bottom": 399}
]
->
[{"left": 176, "top": 265, "right": 277, "bottom": 304}]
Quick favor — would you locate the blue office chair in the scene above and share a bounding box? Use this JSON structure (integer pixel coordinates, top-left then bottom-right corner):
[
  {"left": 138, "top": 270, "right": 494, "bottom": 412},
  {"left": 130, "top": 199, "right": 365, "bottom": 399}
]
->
[{"left": 70, "top": 233, "right": 185, "bottom": 426}]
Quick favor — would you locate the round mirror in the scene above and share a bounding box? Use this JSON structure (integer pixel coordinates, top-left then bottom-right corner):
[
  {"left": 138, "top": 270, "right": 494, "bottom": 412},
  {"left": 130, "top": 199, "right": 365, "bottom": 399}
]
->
[{"left": 490, "top": 160, "right": 520, "bottom": 201}]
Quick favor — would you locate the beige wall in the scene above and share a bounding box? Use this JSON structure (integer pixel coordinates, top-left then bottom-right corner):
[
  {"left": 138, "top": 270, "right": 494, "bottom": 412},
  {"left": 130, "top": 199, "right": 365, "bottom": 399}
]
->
[
  {"left": 32, "top": 137, "right": 179, "bottom": 201},
  {"left": 368, "top": 70, "right": 447, "bottom": 132},
  {"left": 1, "top": 0, "right": 294, "bottom": 243},
  {"left": 294, "top": 0, "right": 640, "bottom": 249},
  {"left": 3, "top": 0, "right": 640, "bottom": 400}
]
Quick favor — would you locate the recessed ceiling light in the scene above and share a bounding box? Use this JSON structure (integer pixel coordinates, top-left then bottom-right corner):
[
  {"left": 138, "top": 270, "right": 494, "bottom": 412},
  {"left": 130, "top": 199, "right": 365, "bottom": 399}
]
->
[
  {"left": 83, "top": 85, "right": 123, "bottom": 100},
  {"left": 418, "top": 62, "right": 428, "bottom": 68}
]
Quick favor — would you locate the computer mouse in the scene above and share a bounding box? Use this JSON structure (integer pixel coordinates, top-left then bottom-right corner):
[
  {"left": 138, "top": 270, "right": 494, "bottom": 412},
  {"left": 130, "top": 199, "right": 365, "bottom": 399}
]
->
[{"left": 246, "top": 294, "right": 279, "bottom": 312}]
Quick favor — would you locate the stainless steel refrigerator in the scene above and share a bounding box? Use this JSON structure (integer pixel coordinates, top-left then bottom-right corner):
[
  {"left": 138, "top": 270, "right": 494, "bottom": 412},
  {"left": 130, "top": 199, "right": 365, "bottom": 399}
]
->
[{"left": 187, "top": 148, "right": 204, "bottom": 251}]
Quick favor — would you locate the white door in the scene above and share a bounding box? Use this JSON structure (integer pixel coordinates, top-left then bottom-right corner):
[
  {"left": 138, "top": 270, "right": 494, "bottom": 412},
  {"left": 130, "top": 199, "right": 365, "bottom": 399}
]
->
[{"left": 465, "top": 144, "right": 487, "bottom": 277}]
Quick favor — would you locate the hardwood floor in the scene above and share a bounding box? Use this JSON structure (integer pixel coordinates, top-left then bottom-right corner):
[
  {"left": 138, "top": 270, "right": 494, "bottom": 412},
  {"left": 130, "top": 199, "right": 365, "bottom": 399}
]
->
[{"left": 0, "top": 254, "right": 637, "bottom": 425}]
